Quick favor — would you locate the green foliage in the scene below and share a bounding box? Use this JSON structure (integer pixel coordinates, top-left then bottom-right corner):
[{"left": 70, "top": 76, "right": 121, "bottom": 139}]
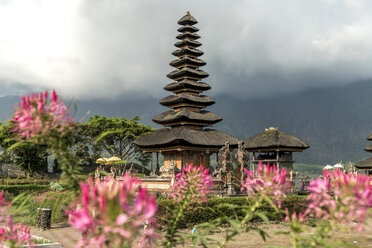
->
[
  {"left": 11, "top": 191, "right": 76, "bottom": 226},
  {"left": 0, "top": 178, "right": 52, "bottom": 185},
  {"left": 68, "top": 115, "right": 153, "bottom": 164},
  {"left": 0, "top": 121, "right": 49, "bottom": 173},
  {"left": 157, "top": 195, "right": 307, "bottom": 228},
  {"left": 293, "top": 163, "right": 324, "bottom": 178},
  {"left": 0, "top": 184, "right": 49, "bottom": 195}
]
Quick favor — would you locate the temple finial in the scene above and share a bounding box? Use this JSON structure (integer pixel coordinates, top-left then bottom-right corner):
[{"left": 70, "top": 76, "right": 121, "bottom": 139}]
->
[{"left": 186, "top": 11, "right": 190, "bottom": 15}]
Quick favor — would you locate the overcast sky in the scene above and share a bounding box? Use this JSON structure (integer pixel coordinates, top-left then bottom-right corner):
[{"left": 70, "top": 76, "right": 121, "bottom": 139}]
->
[{"left": 0, "top": 0, "right": 371, "bottom": 100}]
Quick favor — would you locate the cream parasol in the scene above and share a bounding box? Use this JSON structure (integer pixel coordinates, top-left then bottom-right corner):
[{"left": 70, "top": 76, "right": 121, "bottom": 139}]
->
[
  {"left": 106, "top": 156, "right": 122, "bottom": 165},
  {"left": 96, "top": 157, "right": 107, "bottom": 164},
  {"left": 333, "top": 163, "right": 344, "bottom": 169}
]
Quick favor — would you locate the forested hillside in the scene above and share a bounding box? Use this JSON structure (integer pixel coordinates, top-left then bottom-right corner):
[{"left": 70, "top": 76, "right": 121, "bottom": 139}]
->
[{"left": 1, "top": 80, "right": 372, "bottom": 164}]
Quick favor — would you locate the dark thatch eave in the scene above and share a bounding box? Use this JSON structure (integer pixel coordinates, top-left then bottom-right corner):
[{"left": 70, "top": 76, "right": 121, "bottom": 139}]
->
[
  {"left": 178, "top": 13, "right": 198, "bottom": 26},
  {"left": 167, "top": 68, "right": 209, "bottom": 80},
  {"left": 364, "top": 145, "right": 372, "bottom": 153},
  {"left": 160, "top": 94, "right": 215, "bottom": 107},
  {"left": 164, "top": 80, "right": 211, "bottom": 92},
  {"left": 152, "top": 109, "right": 222, "bottom": 125},
  {"left": 133, "top": 127, "right": 242, "bottom": 148},
  {"left": 169, "top": 57, "right": 206, "bottom": 68},
  {"left": 172, "top": 47, "right": 203, "bottom": 57},
  {"left": 177, "top": 25, "right": 199, "bottom": 33},
  {"left": 176, "top": 32, "right": 201, "bottom": 40},
  {"left": 175, "top": 39, "right": 202, "bottom": 48},
  {"left": 355, "top": 157, "right": 372, "bottom": 169},
  {"left": 243, "top": 129, "right": 310, "bottom": 151}
]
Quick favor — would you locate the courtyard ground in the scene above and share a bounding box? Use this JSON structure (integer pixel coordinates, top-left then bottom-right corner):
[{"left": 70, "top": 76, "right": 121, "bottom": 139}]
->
[{"left": 30, "top": 219, "right": 372, "bottom": 248}]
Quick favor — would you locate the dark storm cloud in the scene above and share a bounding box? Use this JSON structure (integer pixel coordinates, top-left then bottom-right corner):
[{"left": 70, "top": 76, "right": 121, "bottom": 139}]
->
[{"left": 0, "top": 0, "right": 371, "bottom": 99}]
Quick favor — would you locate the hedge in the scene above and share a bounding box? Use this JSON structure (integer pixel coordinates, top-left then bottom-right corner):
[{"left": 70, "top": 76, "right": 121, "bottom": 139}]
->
[
  {"left": 0, "top": 179, "right": 53, "bottom": 185},
  {"left": 0, "top": 184, "right": 50, "bottom": 195},
  {"left": 157, "top": 195, "right": 308, "bottom": 227}
]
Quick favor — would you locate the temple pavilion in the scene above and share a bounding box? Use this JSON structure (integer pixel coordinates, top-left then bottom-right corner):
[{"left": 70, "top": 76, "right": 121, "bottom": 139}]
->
[
  {"left": 134, "top": 12, "right": 241, "bottom": 173},
  {"left": 355, "top": 133, "right": 372, "bottom": 175},
  {"left": 243, "top": 127, "right": 309, "bottom": 172}
]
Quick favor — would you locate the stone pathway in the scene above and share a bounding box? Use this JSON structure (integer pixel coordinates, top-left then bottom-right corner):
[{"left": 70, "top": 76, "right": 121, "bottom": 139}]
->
[
  {"left": 29, "top": 220, "right": 372, "bottom": 248},
  {"left": 30, "top": 224, "right": 80, "bottom": 248}
]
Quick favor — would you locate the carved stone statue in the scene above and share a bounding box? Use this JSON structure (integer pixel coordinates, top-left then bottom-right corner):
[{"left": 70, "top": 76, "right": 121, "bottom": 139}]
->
[
  {"left": 128, "top": 164, "right": 134, "bottom": 174},
  {"left": 110, "top": 166, "right": 116, "bottom": 179},
  {"left": 299, "top": 177, "right": 305, "bottom": 191},
  {"left": 347, "top": 162, "right": 357, "bottom": 174},
  {"left": 236, "top": 142, "right": 249, "bottom": 186},
  {"left": 159, "top": 160, "right": 178, "bottom": 177},
  {"left": 216, "top": 141, "right": 237, "bottom": 196},
  {"left": 95, "top": 167, "right": 101, "bottom": 182}
]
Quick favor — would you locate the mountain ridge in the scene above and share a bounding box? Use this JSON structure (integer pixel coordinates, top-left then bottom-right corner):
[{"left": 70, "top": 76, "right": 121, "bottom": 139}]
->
[{"left": 1, "top": 80, "right": 372, "bottom": 165}]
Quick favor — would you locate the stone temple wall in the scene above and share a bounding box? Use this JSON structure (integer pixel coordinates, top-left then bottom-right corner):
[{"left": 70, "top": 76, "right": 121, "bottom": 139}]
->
[{"left": 0, "top": 163, "right": 26, "bottom": 178}]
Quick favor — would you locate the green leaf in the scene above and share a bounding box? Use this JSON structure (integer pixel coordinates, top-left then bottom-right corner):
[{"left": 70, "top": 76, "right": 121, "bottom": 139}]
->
[
  {"left": 256, "top": 212, "right": 270, "bottom": 224},
  {"left": 228, "top": 219, "right": 241, "bottom": 234},
  {"left": 94, "top": 130, "right": 124, "bottom": 144}
]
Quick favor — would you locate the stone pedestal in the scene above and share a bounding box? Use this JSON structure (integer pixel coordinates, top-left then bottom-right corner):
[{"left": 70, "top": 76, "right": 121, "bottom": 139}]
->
[
  {"left": 227, "top": 183, "right": 236, "bottom": 196},
  {"left": 36, "top": 208, "right": 52, "bottom": 230}
]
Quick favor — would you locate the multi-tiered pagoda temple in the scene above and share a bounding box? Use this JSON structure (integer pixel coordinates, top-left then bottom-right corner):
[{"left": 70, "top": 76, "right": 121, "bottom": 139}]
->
[
  {"left": 134, "top": 12, "right": 241, "bottom": 173},
  {"left": 355, "top": 133, "right": 372, "bottom": 174}
]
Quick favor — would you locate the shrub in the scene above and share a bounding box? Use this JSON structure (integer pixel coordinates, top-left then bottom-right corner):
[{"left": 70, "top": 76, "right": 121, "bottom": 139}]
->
[
  {"left": 157, "top": 195, "right": 308, "bottom": 228},
  {"left": 0, "top": 184, "right": 49, "bottom": 195},
  {"left": 0, "top": 178, "right": 53, "bottom": 185}
]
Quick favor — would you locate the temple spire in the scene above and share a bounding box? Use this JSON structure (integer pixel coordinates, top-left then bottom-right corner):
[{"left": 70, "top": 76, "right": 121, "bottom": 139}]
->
[{"left": 153, "top": 12, "right": 222, "bottom": 129}]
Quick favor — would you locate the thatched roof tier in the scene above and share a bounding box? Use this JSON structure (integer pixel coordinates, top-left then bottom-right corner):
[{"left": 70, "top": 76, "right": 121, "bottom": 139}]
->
[
  {"left": 176, "top": 32, "right": 201, "bottom": 40},
  {"left": 355, "top": 157, "right": 372, "bottom": 170},
  {"left": 160, "top": 94, "right": 215, "bottom": 108},
  {"left": 177, "top": 25, "right": 199, "bottom": 33},
  {"left": 133, "top": 127, "right": 241, "bottom": 149},
  {"left": 169, "top": 57, "right": 206, "bottom": 68},
  {"left": 167, "top": 68, "right": 208, "bottom": 81},
  {"left": 133, "top": 12, "right": 238, "bottom": 153},
  {"left": 368, "top": 133, "right": 372, "bottom": 141},
  {"left": 364, "top": 145, "right": 372, "bottom": 153},
  {"left": 175, "top": 39, "right": 202, "bottom": 48},
  {"left": 153, "top": 109, "right": 222, "bottom": 126},
  {"left": 172, "top": 47, "right": 203, "bottom": 57},
  {"left": 243, "top": 128, "right": 309, "bottom": 152},
  {"left": 178, "top": 12, "right": 198, "bottom": 25},
  {"left": 164, "top": 80, "right": 211, "bottom": 93}
]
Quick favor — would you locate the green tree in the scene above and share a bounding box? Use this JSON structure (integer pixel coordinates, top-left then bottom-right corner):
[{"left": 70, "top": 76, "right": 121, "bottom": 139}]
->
[
  {"left": 0, "top": 121, "right": 48, "bottom": 174},
  {"left": 71, "top": 115, "right": 153, "bottom": 163}
]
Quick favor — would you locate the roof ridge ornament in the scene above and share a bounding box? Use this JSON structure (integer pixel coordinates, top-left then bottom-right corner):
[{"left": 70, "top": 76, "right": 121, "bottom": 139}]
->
[
  {"left": 265, "top": 127, "right": 278, "bottom": 132},
  {"left": 186, "top": 11, "right": 190, "bottom": 15}
]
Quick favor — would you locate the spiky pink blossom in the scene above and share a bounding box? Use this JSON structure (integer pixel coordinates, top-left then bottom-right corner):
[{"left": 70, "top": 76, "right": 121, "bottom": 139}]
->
[
  {"left": 242, "top": 162, "right": 288, "bottom": 208},
  {"left": 284, "top": 207, "right": 307, "bottom": 223},
  {"left": 0, "top": 192, "right": 35, "bottom": 247},
  {"left": 169, "top": 164, "right": 212, "bottom": 205},
  {"left": 306, "top": 170, "right": 372, "bottom": 231},
  {"left": 67, "top": 175, "right": 159, "bottom": 248},
  {"left": 13, "top": 90, "right": 73, "bottom": 139}
]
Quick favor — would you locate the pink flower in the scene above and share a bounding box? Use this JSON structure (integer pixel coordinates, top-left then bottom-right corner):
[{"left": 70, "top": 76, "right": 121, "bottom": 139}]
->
[
  {"left": 0, "top": 192, "right": 35, "bottom": 247},
  {"left": 242, "top": 162, "right": 288, "bottom": 208},
  {"left": 68, "top": 175, "right": 159, "bottom": 247},
  {"left": 13, "top": 90, "right": 73, "bottom": 139},
  {"left": 306, "top": 170, "right": 372, "bottom": 231},
  {"left": 169, "top": 164, "right": 212, "bottom": 206},
  {"left": 284, "top": 207, "right": 307, "bottom": 223},
  {"left": 68, "top": 208, "right": 93, "bottom": 232}
]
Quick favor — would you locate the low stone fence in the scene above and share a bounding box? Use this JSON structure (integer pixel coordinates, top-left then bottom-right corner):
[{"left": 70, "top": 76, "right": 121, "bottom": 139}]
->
[{"left": 140, "top": 177, "right": 173, "bottom": 192}]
